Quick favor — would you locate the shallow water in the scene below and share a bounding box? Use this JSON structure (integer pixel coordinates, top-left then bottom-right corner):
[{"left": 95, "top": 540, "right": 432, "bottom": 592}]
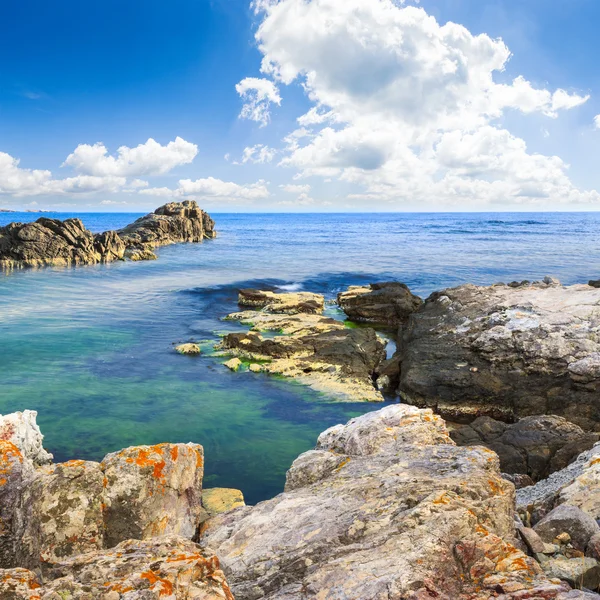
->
[{"left": 1, "top": 212, "right": 599, "bottom": 503}]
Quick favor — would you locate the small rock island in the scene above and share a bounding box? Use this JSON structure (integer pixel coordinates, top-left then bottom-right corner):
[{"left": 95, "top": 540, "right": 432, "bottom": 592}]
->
[{"left": 0, "top": 200, "right": 216, "bottom": 269}]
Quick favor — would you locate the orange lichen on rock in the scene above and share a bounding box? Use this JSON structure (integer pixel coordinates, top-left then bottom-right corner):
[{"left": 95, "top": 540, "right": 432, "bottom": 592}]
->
[
  {"left": 124, "top": 445, "right": 168, "bottom": 481},
  {"left": 140, "top": 569, "right": 174, "bottom": 596}
]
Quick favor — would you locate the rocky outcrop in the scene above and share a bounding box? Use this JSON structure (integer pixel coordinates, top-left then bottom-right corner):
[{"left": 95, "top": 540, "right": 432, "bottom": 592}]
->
[
  {"left": 398, "top": 280, "right": 600, "bottom": 430},
  {"left": 238, "top": 289, "right": 324, "bottom": 314},
  {"left": 118, "top": 200, "right": 216, "bottom": 260},
  {"left": 337, "top": 281, "right": 423, "bottom": 326},
  {"left": 0, "top": 537, "right": 233, "bottom": 599},
  {"left": 200, "top": 404, "right": 572, "bottom": 599},
  {"left": 218, "top": 301, "right": 387, "bottom": 402},
  {"left": 451, "top": 415, "right": 600, "bottom": 481},
  {"left": 0, "top": 413, "right": 206, "bottom": 572},
  {"left": 0, "top": 201, "right": 215, "bottom": 270}
]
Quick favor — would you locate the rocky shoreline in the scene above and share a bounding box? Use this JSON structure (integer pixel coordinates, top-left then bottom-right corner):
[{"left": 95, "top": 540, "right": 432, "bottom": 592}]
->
[
  {"left": 4, "top": 404, "right": 600, "bottom": 598},
  {"left": 5, "top": 276, "right": 600, "bottom": 597},
  {"left": 0, "top": 200, "right": 216, "bottom": 269}
]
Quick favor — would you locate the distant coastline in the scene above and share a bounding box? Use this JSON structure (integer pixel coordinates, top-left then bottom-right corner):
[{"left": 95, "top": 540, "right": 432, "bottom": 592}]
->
[{"left": 0, "top": 209, "right": 52, "bottom": 213}]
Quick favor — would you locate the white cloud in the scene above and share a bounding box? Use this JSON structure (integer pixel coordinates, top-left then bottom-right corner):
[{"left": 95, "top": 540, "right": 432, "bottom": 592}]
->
[
  {"left": 141, "top": 177, "right": 270, "bottom": 203},
  {"left": 280, "top": 183, "right": 311, "bottom": 193},
  {"left": 63, "top": 137, "right": 198, "bottom": 177},
  {"left": 0, "top": 137, "right": 200, "bottom": 199},
  {"left": 241, "top": 144, "right": 277, "bottom": 164},
  {"left": 244, "top": 0, "right": 596, "bottom": 207},
  {"left": 594, "top": 115, "right": 600, "bottom": 130},
  {"left": 235, "top": 77, "right": 282, "bottom": 126}
]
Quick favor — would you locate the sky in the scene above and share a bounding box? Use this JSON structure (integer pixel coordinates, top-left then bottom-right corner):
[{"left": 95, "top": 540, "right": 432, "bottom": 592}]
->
[{"left": 2, "top": 0, "right": 600, "bottom": 212}]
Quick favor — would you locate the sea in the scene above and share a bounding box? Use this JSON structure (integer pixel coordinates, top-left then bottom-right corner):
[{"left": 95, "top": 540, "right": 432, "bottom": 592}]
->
[{"left": 1, "top": 211, "right": 599, "bottom": 503}]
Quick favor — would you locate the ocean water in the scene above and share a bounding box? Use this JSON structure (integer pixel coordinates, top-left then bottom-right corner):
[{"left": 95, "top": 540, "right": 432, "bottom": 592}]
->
[{"left": 1, "top": 211, "right": 600, "bottom": 503}]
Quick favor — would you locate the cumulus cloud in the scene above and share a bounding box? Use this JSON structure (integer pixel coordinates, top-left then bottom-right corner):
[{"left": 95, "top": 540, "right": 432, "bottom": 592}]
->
[
  {"left": 0, "top": 137, "right": 201, "bottom": 198},
  {"left": 63, "top": 137, "right": 198, "bottom": 177},
  {"left": 244, "top": 0, "right": 596, "bottom": 207},
  {"left": 236, "top": 77, "right": 282, "bottom": 126},
  {"left": 141, "top": 177, "right": 270, "bottom": 203},
  {"left": 594, "top": 115, "right": 600, "bottom": 129}
]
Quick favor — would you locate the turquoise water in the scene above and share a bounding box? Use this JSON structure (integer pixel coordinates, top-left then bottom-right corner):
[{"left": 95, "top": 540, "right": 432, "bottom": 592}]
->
[{"left": 2, "top": 212, "right": 600, "bottom": 503}]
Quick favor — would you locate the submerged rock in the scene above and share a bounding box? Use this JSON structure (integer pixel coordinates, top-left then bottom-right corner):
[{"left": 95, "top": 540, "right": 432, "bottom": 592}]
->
[
  {"left": 0, "top": 201, "right": 215, "bottom": 270},
  {"left": 0, "top": 537, "right": 233, "bottom": 599},
  {"left": 218, "top": 304, "right": 387, "bottom": 402},
  {"left": 337, "top": 281, "right": 423, "bottom": 326},
  {"left": 201, "top": 404, "right": 568, "bottom": 599},
  {"left": 452, "top": 415, "right": 599, "bottom": 481},
  {"left": 398, "top": 281, "right": 600, "bottom": 430}
]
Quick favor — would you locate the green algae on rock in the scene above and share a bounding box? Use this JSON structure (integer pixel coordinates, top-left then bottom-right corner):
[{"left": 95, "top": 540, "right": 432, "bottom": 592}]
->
[{"left": 217, "top": 295, "right": 387, "bottom": 402}]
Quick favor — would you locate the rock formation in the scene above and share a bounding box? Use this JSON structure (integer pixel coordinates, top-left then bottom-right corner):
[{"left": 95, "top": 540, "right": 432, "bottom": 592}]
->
[
  {"left": 118, "top": 200, "right": 216, "bottom": 260},
  {"left": 452, "top": 415, "right": 600, "bottom": 481},
  {"left": 4, "top": 406, "right": 600, "bottom": 598},
  {"left": 0, "top": 200, "right": 215, "bottom": 269},
  {"left": 238, "top": 289, "right": 324, "bottom": 314},
  {"left": 0, "top": 411, "right": 206, "bottom": 573},
  {"left": 217, "top": 292, "right": 387, "bottom": 402},
  {"left": 397, "top": 280, "right": 600, "bottom": 430},
  {"left": 337, "top": 281, "right": 423, "bottom": 326},
  {"left": 200, "top": 404, "right": 576, "bottom": 599}
]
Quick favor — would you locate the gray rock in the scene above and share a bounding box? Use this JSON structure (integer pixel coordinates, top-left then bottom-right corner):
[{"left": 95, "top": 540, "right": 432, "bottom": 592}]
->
[
  {"left": 452, "top": 415, "right": 599, "bottom": 481},
  {"left": 398, "top": 282, "right": 600, "bottom": 430},
  {"left": 534, "top": 504, "right": 600, "bottom": 550},
  {"left": 542, "top": 556, "right": 600, "bottom": 590},
  {"left": 201, "top": 404, "right": 566, "bottom": 600},
  {"left": 517, "top": 444, "right": 600, "bottom": 520},
  {"left": 337, "top": 281, "right": 423, "bottom": 326}
]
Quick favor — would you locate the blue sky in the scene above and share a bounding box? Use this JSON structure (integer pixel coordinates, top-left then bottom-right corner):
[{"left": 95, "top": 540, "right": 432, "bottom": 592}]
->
[{"left": 1, "top": 0, "right": 600, "bottom": 211}]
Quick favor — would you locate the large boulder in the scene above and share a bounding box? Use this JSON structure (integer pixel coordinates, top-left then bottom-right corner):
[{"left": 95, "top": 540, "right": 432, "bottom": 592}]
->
[
  {"left": 0, "top": 413, "right": 207, "bottom": 572},
  {"left": 541, "top": 556, "right": 600, "bottom": 590},
  {"left": 533, "top": 504, "right": 599, "bottom": 550},
  {"left": 101, "top": 443, "right": 205, "bottom": 547},
  {"left": 398, "top": 281, "right": 600, "bottom": 430},
  {"left": 451, "top": 415, "right": 600, "bottom": 481},
  {"left": 337, "top": 281, "right": 423, "bottom": 326},
  {"left": 18, "top": 460, "right": 105, "bottom": 569},
  {"left": 0, "top": 537, "right": 233, "bottom": 599},
  {"left": 200, "top": 405, "right": 568, "bottom": 600}
]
